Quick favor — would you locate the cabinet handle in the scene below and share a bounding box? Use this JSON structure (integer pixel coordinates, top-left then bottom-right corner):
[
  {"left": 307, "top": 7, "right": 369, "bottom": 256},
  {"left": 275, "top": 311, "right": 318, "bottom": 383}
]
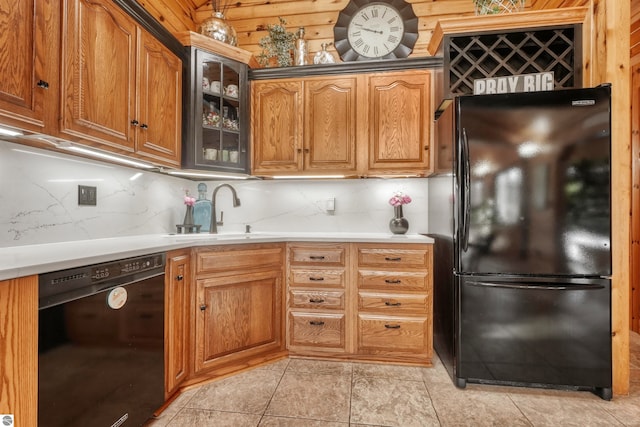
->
[
  {"left": 175, "top": 274, "right": 184, "bottom": 281},
  {"left": 384, "top": 324, "right": 401, "bottom": 329},
  {"left": 309, "top": 320, "right": 325, "bottom": 326},
  {"left": 297, "top": 148, "right": 302, "bottom": 153},
  {"left": 309, "top": 255, "right": 325, "bottom": 260},
  {"left": 309, "top": 298, "right": 325, "bottom": 304},
  {"left": 199, "top": 304, "right": 207, "bottom": 311},
  {"left": 424, "top": 146, "right": 429, "bottom": 151},
  {"left": 140, "top": 123, "right": 148, "bottom": 129},
  {"left": 385, "top": 257, "right": 402, "bottom": 262},
  {"left": 36, "top": 79, "right": 49, "bottom": 89},
  {"left": 384, "top": 301, "right": 401, "bottom": 307},
  {"left": 304, "top": 148, "right": 310, "bottom": 153},
  {"left": 385, "top": 279, "right": 402, "bottom": 284},
  {"left": 309, "top": 277, "right": 325, "bottom": 281},
  {"left": 130, "top": 119, "right": 139, "bottom": 126}
]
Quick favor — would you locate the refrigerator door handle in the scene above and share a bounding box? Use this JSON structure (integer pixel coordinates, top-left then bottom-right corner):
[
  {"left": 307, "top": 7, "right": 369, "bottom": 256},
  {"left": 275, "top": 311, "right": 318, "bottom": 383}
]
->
[
  {"left": 461, "top": 128, "right": 470, "bottom": 252},
  {"left": 466, "top": 280, "right": 605, "bottom": 291}
]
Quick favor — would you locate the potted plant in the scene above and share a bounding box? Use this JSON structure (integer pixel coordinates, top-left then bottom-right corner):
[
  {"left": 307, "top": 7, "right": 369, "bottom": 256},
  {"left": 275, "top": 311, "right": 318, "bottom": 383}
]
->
[
  {"left": 257, "top": 17, "right": 296, "bottom": 67},
  {"left": 473, "top": 0, "right": 524, "bottom": 15}
]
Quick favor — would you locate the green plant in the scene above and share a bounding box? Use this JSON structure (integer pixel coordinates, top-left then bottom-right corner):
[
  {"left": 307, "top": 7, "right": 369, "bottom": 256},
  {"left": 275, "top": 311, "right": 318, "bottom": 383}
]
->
[
  {"left": 473, "top": 0, "right": 524, "bottom": 15},
  {"left": 257, "top": 17, "right": 296, "bottom": 67}
]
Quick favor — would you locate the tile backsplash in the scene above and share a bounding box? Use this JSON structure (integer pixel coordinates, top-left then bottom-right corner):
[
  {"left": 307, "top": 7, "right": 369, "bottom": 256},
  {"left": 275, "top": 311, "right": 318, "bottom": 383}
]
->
[{"left": 0, "top": 140, "right": 429, "bottom": 247}]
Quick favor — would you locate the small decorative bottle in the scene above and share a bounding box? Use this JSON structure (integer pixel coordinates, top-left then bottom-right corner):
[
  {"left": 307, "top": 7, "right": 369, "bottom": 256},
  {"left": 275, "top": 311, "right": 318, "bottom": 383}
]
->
[
  {"left": 313, "top": 42, "right": 335, "bottom": 64},
  {"left": 294, "top": 27, "right": 308, "bottom": 66},
  {"left": 193, "top": 183, "right": 212, "bottom": 232}
]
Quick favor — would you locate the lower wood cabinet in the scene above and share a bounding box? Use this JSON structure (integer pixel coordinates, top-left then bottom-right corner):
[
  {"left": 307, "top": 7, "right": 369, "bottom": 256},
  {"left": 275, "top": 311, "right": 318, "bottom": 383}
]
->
[
  {"left": 192, "top": 244, "right": 286, "bottom": 377},
  {"left": 286, "top": 242, "right": 433, "bottom": 365}
]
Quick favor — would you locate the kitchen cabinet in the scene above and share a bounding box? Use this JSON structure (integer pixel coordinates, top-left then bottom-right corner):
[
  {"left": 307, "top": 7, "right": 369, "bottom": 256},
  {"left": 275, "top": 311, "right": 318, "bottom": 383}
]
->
[
  {"left": 193, "top": 244, "right": 286, "bottom": 375},
  {"left": 165, "top": 249, "right": 190, "bottom": 397},
  {"left": 285, "top": 242, "right": 433, "bottom": 365},
  {"left": 432, "top": 99, "right": 454, "bottom": 175},
  {"left": 252, "top": 76, "right": 360, "bottom": 176},
  {"left": 0, "top": 0, "right": 58, "bottom": 134},
  {"left": 60, "top": 0, "right": 182, "bottom": 167},
  {"left": 287, "top": 243, "right": 350, "bottom": 355},
  {"left": 0, "top": 275, "right": 38, "bottom": 427},
  {"left": 251, "top": 70, "right": 431, "bottom": 177},
  {"left": 355, "top": 243, "right": 433, "bottom": 363}
]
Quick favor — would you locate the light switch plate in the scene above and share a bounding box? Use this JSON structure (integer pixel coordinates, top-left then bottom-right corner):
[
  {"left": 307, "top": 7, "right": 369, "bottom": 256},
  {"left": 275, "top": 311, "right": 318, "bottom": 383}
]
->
[{"left": 78, "top": 185, "right": 97, "bottom": 206}]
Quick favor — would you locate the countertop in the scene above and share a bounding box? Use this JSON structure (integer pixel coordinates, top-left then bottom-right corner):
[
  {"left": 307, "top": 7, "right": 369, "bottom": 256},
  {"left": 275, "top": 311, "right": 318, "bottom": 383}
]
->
[{"left": 0, "top": 232, "right": 434, "bottom": 281}]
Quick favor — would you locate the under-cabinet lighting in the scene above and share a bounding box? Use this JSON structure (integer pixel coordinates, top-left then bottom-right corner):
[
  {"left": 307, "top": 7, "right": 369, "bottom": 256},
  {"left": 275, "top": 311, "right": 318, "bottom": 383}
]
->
[
  {"left": 0, "top": 126, "right": 23, "bottom": 137},
  {"left": 272, "top": 175, "right": 346, "bottom": 179},
  {"left": 167, "top": 170, "right": 250, "bottom": 180},
  {"left": 129, "top": 172, "right": 143, "bottom": 181},
  {"left": 63, "top": 146, "right": 156, "bottom": 169}
]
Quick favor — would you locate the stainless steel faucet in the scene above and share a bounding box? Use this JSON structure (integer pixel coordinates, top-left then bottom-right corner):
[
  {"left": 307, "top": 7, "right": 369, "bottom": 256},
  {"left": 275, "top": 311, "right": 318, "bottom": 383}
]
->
[{"left": 210, "top": 183, "right": 241, "bottom": 234}]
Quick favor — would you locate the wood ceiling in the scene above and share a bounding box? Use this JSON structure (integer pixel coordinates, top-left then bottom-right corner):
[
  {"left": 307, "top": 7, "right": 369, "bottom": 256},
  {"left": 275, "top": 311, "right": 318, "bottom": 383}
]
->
[{"left": 139, "top": 0, "right": 590, "bottom": 60}]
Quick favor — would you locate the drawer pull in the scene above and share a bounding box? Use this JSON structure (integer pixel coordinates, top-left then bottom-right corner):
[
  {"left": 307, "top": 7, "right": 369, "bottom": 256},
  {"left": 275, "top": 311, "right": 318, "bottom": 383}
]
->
[
  {"left": 309, "top": 320, "right": 325, "bottom": 326},
  {"left": 309, "top": 298, "right": 325, "bottom": 304},
  {"left": 309, "top": 255, "right": 326, "bottom": 260},
  {"left": 385, "top": 257, "right": 402, "bottom": 262},
  {"left": 384, "top": 324, "right": 401, "bottom": 329},
  {"left": 384, "top": 301, "right": 401, "bottom": 307},
  {"left": 309, "top": 277, "right": 325, "bottom": 281},
  {"left": 385, "top": 279, "right": 402, "bottom": 284}
]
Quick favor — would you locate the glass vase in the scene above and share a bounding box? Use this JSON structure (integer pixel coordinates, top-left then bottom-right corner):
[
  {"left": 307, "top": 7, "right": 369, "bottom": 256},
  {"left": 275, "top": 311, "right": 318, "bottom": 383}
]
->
[
  {"left": 198, "top": 11, "right": 238, "bottom": 46},
  {"left": 389, "top": 205, "right": 409, "bottom": 235}
]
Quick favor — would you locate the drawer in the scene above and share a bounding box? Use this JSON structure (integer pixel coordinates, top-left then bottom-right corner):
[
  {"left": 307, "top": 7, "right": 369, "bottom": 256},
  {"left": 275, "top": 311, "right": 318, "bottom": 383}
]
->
[
  {"left": 358, "top": 314, "right": 429, "bottom": 353},
  {"left": 290, "top": 268, "right": 345, "bottom": 288},
  {"left": 358, "top": 270, "right": 429, "bottom": 292},
  {"left": 358, "top": 292, "right": 429, "bottom": 313},
  {"left": 289, "top": 312, "right": 345, "bottom": 348},
  {"left": 290, "top": 289, "right": 345, "bottom": 309},
  {"left": 357, "top": 246, "right": 430, "bottom": 268},
  {"left": 196, "top": 244, "right": 283, "bottom": 274},
  {"left": 289, "top": 244, "right": 346, "bottom": 266}
]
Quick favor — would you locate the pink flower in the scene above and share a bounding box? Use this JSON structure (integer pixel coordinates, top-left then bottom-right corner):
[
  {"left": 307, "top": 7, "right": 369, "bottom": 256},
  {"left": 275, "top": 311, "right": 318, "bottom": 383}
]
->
[
  {"left": 389, "top": 192, "right": 412, "bottom": 207},
  {"left": 183, "top": 190, "right": 196, "bottom": 206}
]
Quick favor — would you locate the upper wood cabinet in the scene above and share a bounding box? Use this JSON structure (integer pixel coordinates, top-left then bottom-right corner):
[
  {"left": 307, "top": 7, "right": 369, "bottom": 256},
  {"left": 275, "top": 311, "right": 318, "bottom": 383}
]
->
[
  {"left": 367, "top": 70, "right": 432, "bottom": 175},
  {"left": 251, "top": 70, "right": 432, "bottom": 177},
  {"left": 60, "top": 0, "right": 182, "bottom": 167},
  {"left": 0, "top": 0, "right": 58, "bottom": 133}
]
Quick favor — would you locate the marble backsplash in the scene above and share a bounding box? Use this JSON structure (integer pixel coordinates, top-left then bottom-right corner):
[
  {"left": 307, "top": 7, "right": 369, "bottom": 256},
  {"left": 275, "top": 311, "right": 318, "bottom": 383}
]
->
[{"left": 0, "top": 140, "right": 430, "bottom": 247}]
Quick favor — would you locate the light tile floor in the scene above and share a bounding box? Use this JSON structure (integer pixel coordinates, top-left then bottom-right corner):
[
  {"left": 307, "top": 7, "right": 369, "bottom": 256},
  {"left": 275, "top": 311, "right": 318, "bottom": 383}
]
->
[{"left": 151, "top": 332, "right": 640, "bottom": 426}]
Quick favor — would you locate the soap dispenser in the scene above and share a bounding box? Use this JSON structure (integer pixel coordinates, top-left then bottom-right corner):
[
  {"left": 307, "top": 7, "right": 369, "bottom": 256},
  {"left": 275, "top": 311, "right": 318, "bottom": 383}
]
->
[{"left": 193, "top": 183, "right": 212, "bottom": 232}]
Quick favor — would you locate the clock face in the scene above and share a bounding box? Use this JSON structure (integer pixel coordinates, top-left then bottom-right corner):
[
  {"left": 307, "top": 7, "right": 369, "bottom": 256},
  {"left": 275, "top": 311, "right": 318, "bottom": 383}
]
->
[
  {"left": 334, "top": 0, "right": 419, "bottom": 62},
  {"left": 347, "top": 4, "right": 404, "bottom": 59}
]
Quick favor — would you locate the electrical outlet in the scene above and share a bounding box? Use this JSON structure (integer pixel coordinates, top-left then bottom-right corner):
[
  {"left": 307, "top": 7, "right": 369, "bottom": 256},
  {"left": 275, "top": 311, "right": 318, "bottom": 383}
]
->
[{"left": 78, "top": 185, "right": 97, "bottom": 206}]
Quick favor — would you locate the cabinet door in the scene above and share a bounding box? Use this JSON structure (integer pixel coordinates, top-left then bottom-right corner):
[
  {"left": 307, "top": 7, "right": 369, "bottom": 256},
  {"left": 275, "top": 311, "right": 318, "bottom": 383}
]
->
[
  {"left": 251, "top": 80, "right": 303, "bottom": 174},
  {"left": 136, "top": 29, "right": 182, "bottom": 167},
  {"left": 165, "top": 250, "right": 190, "bottom": 396},
  {"left": 0, "top": 0, "right": 56, "bottom": 133},
  {"left": 195, "top": 269, "right": 282, "bottom": 372},
  {"left": 304, "top": 77, "right": 358, "bottom": 172},
  {"left": 61, "top": 0, "right": 136, "bottom": 151},
  {"left": 367, "top": 70, "right": 432, "bottom": 174}
]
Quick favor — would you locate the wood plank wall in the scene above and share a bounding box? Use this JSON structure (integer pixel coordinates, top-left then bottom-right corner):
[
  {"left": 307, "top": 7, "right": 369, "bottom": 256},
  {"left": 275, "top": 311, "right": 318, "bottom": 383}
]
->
[{"left": 630, "top": 0, "right": 640, "bottom": 337}]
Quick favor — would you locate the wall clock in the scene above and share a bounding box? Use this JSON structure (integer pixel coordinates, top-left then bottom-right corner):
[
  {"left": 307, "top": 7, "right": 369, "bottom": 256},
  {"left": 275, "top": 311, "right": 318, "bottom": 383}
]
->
[{"left": 333, "top": 0, "right": 419, "bottom": 61}]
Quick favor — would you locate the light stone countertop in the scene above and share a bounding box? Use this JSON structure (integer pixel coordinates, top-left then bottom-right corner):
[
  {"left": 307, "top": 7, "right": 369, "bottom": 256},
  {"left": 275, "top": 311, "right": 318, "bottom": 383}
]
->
[{"left": 0, "top": 232, "right": 434, "bottom": 281}]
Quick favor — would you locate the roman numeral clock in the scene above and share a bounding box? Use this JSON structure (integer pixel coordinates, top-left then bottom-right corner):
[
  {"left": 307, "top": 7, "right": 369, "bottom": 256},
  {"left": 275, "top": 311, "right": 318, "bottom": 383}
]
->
[{"left": 333, "top": 0, "right": 419, "bottom": 61}]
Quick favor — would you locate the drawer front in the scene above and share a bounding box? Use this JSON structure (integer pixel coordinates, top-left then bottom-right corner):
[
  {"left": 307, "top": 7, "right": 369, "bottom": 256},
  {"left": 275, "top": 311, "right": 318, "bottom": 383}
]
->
[
  {"left": 358, "top": 270, "right": 429, "bottom": 292},
  {"left": 289, "top": 312, "right": 345, "bottom": 348},
  {"left": 290, "top": 290, "right": 345, "bottom": 310},
  {"left": 289, "top": 245, "right": 346, "bottom": 266},
  {"left": 290, "top": 269, "right": 345, "bottom": 288},
  {"left": 358, "top": 292, "right": 429, "bottom": 313},
  {"left": 358, "top": 314, "right": 429, "bottom": 353},
  {"left": 196, "top": 245, "right": 283, "bottom": 274},
  {"left": 357, "top": 247, "right": 430, "bottom": 268}
]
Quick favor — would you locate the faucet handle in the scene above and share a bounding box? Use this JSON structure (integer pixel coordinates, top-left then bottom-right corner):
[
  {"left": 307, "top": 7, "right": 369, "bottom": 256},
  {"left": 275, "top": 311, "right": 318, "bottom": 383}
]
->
[{"left": 217, "top": 211, "right": 224, "bottom": 226}]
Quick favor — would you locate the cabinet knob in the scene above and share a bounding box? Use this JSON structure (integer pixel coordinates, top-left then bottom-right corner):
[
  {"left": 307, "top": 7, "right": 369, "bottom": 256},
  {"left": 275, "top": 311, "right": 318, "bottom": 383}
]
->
[
  {"left": 200, "top": 304, "right": 207, "bottom": 311},
  {"left": 175, "top": 274, "right": 184, "bottom": 281},
  {"left": 140, "top": 123, "right": 148, "bottom": 129},
  {"left": 36, "top": 79, "right": 49, "bottom": 89},
  {"left": 304, "top": 148, "right": 310, "bottom": 153},
  {"left": 130, "top": 119, "right": 139, "bottom": 126},
  {"left": 297, "top": 148, "right": 302, "bottom": 153}
]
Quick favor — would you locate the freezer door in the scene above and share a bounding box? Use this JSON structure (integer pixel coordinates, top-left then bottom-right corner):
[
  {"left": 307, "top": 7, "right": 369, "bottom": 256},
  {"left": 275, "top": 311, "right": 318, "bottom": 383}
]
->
[
  {"left": 457, "top": 275, "right": 611, "bottom": 395},
  {"left": 455, "top": 87, "right": 611, "bottom": 276}
]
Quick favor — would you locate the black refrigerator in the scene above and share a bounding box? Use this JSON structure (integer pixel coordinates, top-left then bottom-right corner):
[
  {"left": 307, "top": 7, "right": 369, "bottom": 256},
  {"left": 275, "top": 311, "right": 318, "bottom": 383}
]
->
[{"left": 430, "top": 85, "right": 612, "bottom": 400}]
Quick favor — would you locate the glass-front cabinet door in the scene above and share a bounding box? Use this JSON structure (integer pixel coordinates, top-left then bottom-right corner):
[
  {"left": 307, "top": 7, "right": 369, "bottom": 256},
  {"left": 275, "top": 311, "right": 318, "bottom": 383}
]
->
[{"left": 183, "top": 49, "right": 248, "bottom": 173}]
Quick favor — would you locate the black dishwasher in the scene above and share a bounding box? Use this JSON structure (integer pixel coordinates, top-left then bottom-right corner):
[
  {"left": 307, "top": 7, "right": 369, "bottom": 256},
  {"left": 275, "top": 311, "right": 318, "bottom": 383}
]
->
[{"left": 38, "top": 253, "right": 165, "bottom": 427}]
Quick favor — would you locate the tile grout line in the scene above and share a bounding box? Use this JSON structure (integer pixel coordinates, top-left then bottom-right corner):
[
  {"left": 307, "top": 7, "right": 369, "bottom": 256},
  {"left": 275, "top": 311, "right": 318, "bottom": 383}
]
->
[{"left": 256, "top": 358, "right": 291, "bottom": 426}]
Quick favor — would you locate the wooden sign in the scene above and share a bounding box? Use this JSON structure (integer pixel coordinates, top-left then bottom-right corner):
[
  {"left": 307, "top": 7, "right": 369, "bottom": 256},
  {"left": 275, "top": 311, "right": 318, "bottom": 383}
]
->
[{"left": 473, "top": 71, "right": 554, "bottom": 95}]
